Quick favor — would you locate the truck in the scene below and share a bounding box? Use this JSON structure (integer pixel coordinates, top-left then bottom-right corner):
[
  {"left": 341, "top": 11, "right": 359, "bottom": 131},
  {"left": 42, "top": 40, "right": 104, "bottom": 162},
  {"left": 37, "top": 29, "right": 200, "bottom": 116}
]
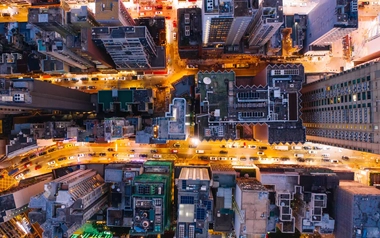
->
[
  {"left": 196, "top": 150, "right": 205, "bottom": 154},
  {"left": 8, "top": 168, "right": 19, "bottom": 176},
  {"left": 274, "top": 146, "right": 289, "bottom": 151},
  {"left": 291, "top": 146, "right": 302, "bottom": 150}
]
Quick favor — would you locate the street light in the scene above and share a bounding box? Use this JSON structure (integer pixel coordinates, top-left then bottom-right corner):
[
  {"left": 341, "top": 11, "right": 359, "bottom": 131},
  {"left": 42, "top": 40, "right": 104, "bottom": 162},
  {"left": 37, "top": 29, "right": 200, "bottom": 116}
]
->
[{"left": 191, "top": 137, "right": 199, "bottom": 147}]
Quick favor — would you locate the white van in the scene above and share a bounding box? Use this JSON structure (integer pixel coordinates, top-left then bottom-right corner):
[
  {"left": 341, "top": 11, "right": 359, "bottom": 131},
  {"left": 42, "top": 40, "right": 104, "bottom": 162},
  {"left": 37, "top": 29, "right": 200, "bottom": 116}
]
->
[
  {"left": 291, "top": 146, "right": 302, "bottom": 150},
  {"left": 294, "top": 154, "right": 304, "bottom": 158},
  {"left": 196, "top": 150, "right": 204, "bottom": 154}
]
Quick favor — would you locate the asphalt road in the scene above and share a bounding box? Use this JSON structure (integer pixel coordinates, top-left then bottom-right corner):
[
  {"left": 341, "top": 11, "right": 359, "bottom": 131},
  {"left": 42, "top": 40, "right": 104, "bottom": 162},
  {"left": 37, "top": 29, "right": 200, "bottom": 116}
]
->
[{"left": 1, "top": 138, "right": 379, "bottom": 192}]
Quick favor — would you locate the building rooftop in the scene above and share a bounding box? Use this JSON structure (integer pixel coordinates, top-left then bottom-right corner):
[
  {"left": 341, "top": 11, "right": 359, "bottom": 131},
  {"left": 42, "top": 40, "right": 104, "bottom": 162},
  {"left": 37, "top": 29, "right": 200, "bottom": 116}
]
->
[
  {"left": 94, "top": 0, "right": 119, "bottom": 22},
  {"left": 210, "top": 163, "right": 236, "bottom": 174},
  {"left": 339, "top": 180, "right": 380, "bottom": 195},
  {"left": 179, "top": 167, "right": 210, "bottom": 181},
  {"left": 236, "top": 177, "right": 267, "bottom": 191}
]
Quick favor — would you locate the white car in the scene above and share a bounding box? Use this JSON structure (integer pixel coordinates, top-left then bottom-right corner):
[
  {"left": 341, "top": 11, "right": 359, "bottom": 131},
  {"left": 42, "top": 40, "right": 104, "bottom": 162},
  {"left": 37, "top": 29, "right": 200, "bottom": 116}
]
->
[
  {"left": 47, "top": 160, "right": 56, "bottom": 166},
  {"left": 144, "top": 6, "right": 152, "bottom": 10},
  {"left": 153, "top": 154, "right": 162, "bottom": 158},
  {"left": 321, "top": 153, "right": 330, "bottom": 157},
  {"left": 78, "top": 153, "right": 85, "bottom": 158},
  {"left": 229, "top": 157, "right": 237, "bottom": 161},
  {"left": 308, "top": 150, "right": 317, "bottom": 154},
  {"left": 155, "top": 11, "right": 163, "bottom": 15},
  {"left": 248, "top": 145, "right": 257, "bottom": 149},
  {"left": 257, "top": 151, "right": 265, "bottom": 156},
  {"left": 68, "top": 156, "right": 75, "bottom": 160},
  {"left": 15, "top": 173, "right": 24, "bottom": 180},
  {"left": 210, "top": 157, "right": 218, "bottom": 160},
  {"left": 219, "top": 157, "right": 228, "bottom": 160},
  {"left": 129, "top": 154, "right": 135, "bottom": 158}
]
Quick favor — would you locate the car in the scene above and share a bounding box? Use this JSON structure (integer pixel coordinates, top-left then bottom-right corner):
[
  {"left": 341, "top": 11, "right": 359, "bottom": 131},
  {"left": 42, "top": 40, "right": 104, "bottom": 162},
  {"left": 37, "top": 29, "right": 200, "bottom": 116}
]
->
[
  {"left": 165, "top": 16, "right": 171, "bottom": 19},
  {"left": 322, "top": 158, "right": 330, "bottom": 162},
  {"left": 99, "top": 153, "right": 107, "bottom": 157},
  {"left": 80, "top": 77, "right": 89, "bottom": 81},
  {"left": 220, "top": 145, "right": 226, "bottom": 148},
  {"left": 68, "top": 156, "right": 75, "bottom": 160},
  {"left": 80, "top": 86, "right": 87, "bottom": 90},
  {"left": 15, "top": 173, "right": 24, "bottom": 180},
  {"left": 71, "top": 78, "right": 79, "bottom": 82},
  {"left": 78, "top": 153, "right": 85, "bottom": 158},
  {"left": 155, "top": 11, "right": 163, "bottom": 15},
  {"left": 29, "top": 154, "right": 37, "bottom": 159},
  {"left": 39, "top": 151, "right": 47, "bottom": 156},
  {"left": 151, "top": 149, "right": 158, "bottom": 153},
  {"left": 341, "top": 156, "right": 349, "bottom": 161},
  {"left": 112, "top": 153, "right": 118, "bottom": 157},
  {"left": 24, "top": 162, "right": 32, "bottom": 168},
  {"left": 144, "top": 6, "right": 152, "bottom": 10},
  {"left": 240, "top": 157, "right": 247, "bottom": 161},
  {"left": 166, "top": 6, "right": 173, "bottom": 9},
  {"left": 47, "top": 148, "right": 55, "bottom": 153},
  {"left": 173, "top": 32, "right": 177, "bottom": 40},
  {"left": 209, "top": 157, "right": 217, "bottom": 160},
  {"left": 305, "top": 158, "right": 314, "bottom": 162},
  {"left": 128, "top": 154, "right": 135, "bottom": 158},
  {"left": 35, "top": 165, "right": 42, "bottom": 170},
  {"left": 43, "top": 80, "right": 52, "bottom": 83},
  {"left": 153, "top": 154, "right": 162, "bottom": 158},
  {"left": 321, "top": 153, "right": 330, "bottom": 157},
  {"left": 88, "top": 153, "right": 96, "bottom": 157},
  {"left": 257, "top": 151, "right": 265, "bottom": 155},
  {"left": 88, "top": 86, "right": 97, "bottom": 90},
  {"left": 63, "top": 78, "right": 70, "bottom": 82},
  {"left": 219, "top": 157, "right": 228, "bottom": 160},
  {"left": 219, "top": 150, "right": 228, "bottom": 154},
  {"left": 249, "top": 157, "right": 259, "bottom": 161},
  {"left": 331, "top": 159, "right": 339, "bottom": 163},
  {"left": 172, "top": 149, "right": 178, "bottom": 154},
  {"left": 248, "top": 145, "right": 257, "bottom": 149},
  {"left": 303, "top": 146, "right": 312, "bottom": 150},
  {"left": 173, "top": 20, "right": 177, "bottom": 27},
  {"left": 21, "top": 157, "right": 30, "bottom": 164},
  {"left": 108, "top": 148, "right": 114, "bottom": 152},
  {"left": 155, "top": 5, "right": 163, "bottom": 9},
  {"left": 308, "top": 150, "right": 317, "bottom": 154},
  {"left": 58, "top": 157, "right": 67, "bottom": 161},
  {"left": 258, "top": 146, "right": 268, "bottom": 150},
  {"left": 280, "top": 157, "right": 290, "bottom": 161},
  {"left": 140, "top": 154, "right": 148, "bottom": 158},
  {"left": 173, "top": 143, "right": 180, "bottom": 148},
  {"left": 47, "top": 160, "right": 56, "bottom": 166},
  {"left": 91, "top": 77, "right": 99, "bottom": 81},
  {"left": 297, "top": 157, "right": 306, "bottom": 162},
  {"left": 229, "top": 157, "right": 237, "bottom": 161}
]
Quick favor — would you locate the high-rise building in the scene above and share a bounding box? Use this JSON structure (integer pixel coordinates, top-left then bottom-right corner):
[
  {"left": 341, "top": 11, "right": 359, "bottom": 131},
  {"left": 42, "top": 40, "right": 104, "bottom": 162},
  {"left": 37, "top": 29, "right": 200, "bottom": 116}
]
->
[
  {"left": 105, "top": 163, "right": 143, "bottom": 227},
  {"left": 210, "top": 164, "right": 236, "bottom": 232},
  {"left": 196, "top": 64, "right": 306, "bottom": 144},
  {"left": 305, "top": 0, "right": 358, "bottom": 55},
  {"left": 0, "top": 78, "right": 94, "bottom": 114},
  {"left": 234, "top": 177, "right": 269, "bottom": 237},
  {"left": 28, "top": 169, "right": 109, "bottom": 238},
  {"left": 92, "top": 26, "right": 159, "bottom": 70},
  {"left": 202, "top": 0, "right": 258, "bottom": 47},
  {"left": 130, "top": 173, "right": 170, "bottom": 235},
  {"left": 94, "top": 0, "right": 135, "bottom": 26},
  {"left": 176, "top": 168, "right": 212, "bottom": 238},
  {"left": 247, "top": 0, "right": 283, "bottom": 48},
  {"left": 335, "top": 181, "right": 380, "bottom": 238},
  {"left": 28, "top": 7, "right": 76, "bottom": 37},
  {"left": 301, "top": 61, "right": 379, "bottom": 153}
]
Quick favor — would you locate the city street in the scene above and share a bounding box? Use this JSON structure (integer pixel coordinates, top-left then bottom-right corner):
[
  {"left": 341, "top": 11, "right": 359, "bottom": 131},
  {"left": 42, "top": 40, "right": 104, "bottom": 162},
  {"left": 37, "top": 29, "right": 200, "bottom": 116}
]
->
[{"left": 1, "top": 138, "right": 379, "bottom": 193}]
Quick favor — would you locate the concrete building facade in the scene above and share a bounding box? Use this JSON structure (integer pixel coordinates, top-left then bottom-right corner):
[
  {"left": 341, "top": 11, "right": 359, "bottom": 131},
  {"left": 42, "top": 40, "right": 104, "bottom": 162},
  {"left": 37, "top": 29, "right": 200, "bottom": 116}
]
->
[
  {"left": 301, "top": 61, "right": 380, "bottom": 153},
  {"left": 176, "top": 167, "right": 212, "bottom": 238}
]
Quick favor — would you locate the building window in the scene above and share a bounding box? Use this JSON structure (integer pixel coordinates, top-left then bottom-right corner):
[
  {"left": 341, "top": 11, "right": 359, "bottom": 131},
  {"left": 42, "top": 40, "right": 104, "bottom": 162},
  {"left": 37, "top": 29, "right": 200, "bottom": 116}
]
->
[{"left": 180, "top": 196, "right": 194, "bottom": 204}]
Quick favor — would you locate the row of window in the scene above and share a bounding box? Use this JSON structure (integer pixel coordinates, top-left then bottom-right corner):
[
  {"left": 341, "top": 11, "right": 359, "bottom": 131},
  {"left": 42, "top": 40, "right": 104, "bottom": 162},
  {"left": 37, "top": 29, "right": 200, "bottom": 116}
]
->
[
  {"left": 306, "top": 128, "right": 374, "bottom": 143},
  {"left": 302, "top": 107, "right": 370, "bottom": 124}
]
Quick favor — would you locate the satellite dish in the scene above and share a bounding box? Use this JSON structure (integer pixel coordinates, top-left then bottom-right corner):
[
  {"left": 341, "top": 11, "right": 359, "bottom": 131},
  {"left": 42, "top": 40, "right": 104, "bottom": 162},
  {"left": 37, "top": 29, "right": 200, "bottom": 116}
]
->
[{"left": 203, "top": 77, "right": 211, "bottom": 84}]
